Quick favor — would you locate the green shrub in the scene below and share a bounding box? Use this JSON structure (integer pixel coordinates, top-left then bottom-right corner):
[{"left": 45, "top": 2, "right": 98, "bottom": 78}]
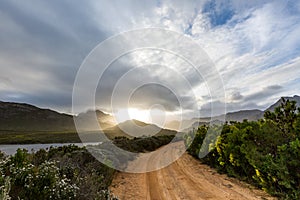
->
[{"left": 187, "top": 100, "right": 300, "bottom": 199}]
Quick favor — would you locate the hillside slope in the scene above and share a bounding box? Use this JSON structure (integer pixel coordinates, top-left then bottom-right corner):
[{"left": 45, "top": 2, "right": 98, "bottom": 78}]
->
[
  {"left": 0, "top": 101, "right": 75, "bottom": 131},
  {"left": 104, "top": 119, "right": 177, "bottom": 139},
  {"left": 265, "top": 95, "right": 300, "bottom": 112},
  {"left": 0, "top": 101, "right": 117, "bottom": 132}
]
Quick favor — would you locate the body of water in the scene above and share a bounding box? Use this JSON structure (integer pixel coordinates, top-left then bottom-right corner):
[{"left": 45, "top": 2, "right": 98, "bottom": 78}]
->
[{"left": 0, "top": 142, "right": 101, "bottom": 155}]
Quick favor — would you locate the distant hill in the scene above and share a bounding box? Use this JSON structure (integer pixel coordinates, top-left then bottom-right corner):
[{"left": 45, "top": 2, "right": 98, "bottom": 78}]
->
[
  {"left": 76, "top": 110, "right": 116, "bottom": 130},
  {"left": 0, "top": 101, "right": 116, "bottom": 132},
  {"left": 103, "top": 119, "right": 177, "bottom": 139},
  {"left": 0, "top": 101, "right": 76, "bottom": 131},
  {"left": 265, "top": 95, "right": 300, "bottom": 112},
  {"left": 169, "top": 95, "right": 300, "bottom": 131},
  {"left": 221, "top": 95, "right": 300, "bottom": 122},
  {"left": 215, "top": 109, "right": 264, "bottom": 122},
  {"left": 165, "top": 119, "right": 198, "bottom": 131},
  {"left": 167, "top": 109, "right": 264, "bottom": 131}
]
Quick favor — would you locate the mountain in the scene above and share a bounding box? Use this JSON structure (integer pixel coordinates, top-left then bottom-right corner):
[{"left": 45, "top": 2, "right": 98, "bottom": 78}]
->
[
  {"left": 103, "top": 119, "right": 177, "bottom": 139},
  {"left": 0, "top": 101, "right": 175, "bottom": 142},
  {"left": 168, "top": 95, "right": 300, "bottom": 131},
  {"left": 0, "top": 101, "right": 115, "bottom": 132},
  {"left": 76, "top": 110, "right": 116, "bottom": 130},
  {"left": 0, "top": 101, "right": 76, "bottom": 131},
  {"left": 1, "top": 95, "right": 299, "bottom": 137},
  {"left": 167, "top": 109, "right": 264, "bottom": 131},
  {"left": 265, "top": 95, "right": 300, "bottom": 112},
  {"left": 165, "top": 119, "right": 198, "bottom": 131},
  {"left": 217, "top": 109, "right": 264, "bottom": 122},
  {"left": 221, "top": 95, "right": 300, "bottom": 122},
  {"left": 164, "top": 120, "right": 181, "bottom": 131}
]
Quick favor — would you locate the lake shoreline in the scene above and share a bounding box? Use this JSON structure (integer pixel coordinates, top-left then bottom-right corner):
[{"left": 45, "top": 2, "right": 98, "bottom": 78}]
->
[
  {"left": 0, "top": 142, "right": 102, "bottom": 155},
  {"left": 0, "top": 130, "right": 81, "bottom": 144}
]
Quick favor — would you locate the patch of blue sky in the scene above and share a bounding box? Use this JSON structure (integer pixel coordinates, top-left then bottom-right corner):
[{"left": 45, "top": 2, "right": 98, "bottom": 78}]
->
[
  {"left": 183, "top": 23, "right": 193, "bottom": 35},
  {"left": 283, "top": 78, "right": 300, "bottom": 95},
  {"left": 288, "top": 78, "right": 300, "bottom": 85},
  {"left": 183, "top": 8, "right": 201, "bottom": 36},
  {"left": 251, "top": 26, "right": 300, "bottom": 71},
  {"left": 202, "top": 0, "right": 235, "bottom": 27},
  {"left": 284, "top": 0, "right": 300, "bottom": 15},
  {"left": 156, "top": 0, "right": 162, "bottom": 8},
  {"left": 258, "top": 49, "right": 300, "bottom": 72}
]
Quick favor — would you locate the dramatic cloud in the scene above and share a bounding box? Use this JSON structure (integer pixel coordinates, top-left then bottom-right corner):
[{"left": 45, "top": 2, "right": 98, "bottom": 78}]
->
[{"left": 1, "top": 0, "right": 300, "bottom": 119}]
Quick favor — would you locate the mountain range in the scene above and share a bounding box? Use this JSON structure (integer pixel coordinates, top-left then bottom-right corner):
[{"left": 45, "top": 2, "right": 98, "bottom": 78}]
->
[
  {"left": 0, "top": 101, "right": 176, "bottom": 140},
  {"left": 165, "top": 95, "right": 300, "bottom": 130},
  {"left": 1, "top": 95, "right": 299, "bottom": 134}
]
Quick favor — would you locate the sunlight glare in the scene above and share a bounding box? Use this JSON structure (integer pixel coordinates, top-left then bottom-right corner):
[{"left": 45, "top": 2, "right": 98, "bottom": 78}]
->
[{"left": 115, "top": 108, "right": 150, "bottom": 123}]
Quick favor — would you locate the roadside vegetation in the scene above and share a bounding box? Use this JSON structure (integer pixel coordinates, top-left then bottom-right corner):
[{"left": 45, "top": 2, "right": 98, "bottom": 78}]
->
[
  {"left": 0, "top": 145, "right": 116, "bottom": 200},
  {"left": 186, "top": 98, "right": 300, "bottom": 199},
  {"left": 113, "top": 135, "right": 174, "bottom": 152},
  {"left": 0, "top": 135, "right": 174, "bottom": 200}
]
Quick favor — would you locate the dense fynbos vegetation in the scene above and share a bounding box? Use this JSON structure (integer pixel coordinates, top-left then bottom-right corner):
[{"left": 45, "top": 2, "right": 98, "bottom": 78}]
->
[
  {"left": 114, "top": 135, "right": 175, "bottom": 152},
  {"left": 187, "top": 98, "right": 300, "bottom": 199},
  {"left": 0, "top": 145, "right": 116, "bottom": 200},
  {"left": 0, "top": 135, "right": 174, "bottom": 199}
]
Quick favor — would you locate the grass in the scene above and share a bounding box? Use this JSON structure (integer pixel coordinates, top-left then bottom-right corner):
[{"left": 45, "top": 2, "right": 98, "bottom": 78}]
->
[
  {"left": 0, "top": 130, "right": 81, "bottom": 144},
  {"left": 0, "top": 129, "right": 178, "bottom": 144}
]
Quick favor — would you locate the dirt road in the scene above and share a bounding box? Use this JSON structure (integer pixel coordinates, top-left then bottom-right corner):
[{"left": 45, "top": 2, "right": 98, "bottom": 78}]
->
[{"left": 110, "top": 142, "right": 275, "bottom": 200}]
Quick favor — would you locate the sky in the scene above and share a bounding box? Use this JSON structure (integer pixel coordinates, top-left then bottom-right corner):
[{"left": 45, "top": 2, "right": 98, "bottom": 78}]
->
[{"left": 1, "top": 0, "right": 300, "bottom": 122}]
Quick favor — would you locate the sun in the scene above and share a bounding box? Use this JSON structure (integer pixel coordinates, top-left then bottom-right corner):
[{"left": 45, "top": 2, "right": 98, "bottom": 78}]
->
[
  {"left": 128, "top": 108, "right": 150, "bottom": 122},
  {"left": 115, "top": 108, "right": 150, "bottom": 123}
]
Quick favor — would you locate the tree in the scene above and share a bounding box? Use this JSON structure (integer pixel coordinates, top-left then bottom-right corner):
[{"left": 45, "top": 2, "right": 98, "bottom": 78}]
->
[{"left": 264, "top": 98, "right": 297, "bottom": 139}]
